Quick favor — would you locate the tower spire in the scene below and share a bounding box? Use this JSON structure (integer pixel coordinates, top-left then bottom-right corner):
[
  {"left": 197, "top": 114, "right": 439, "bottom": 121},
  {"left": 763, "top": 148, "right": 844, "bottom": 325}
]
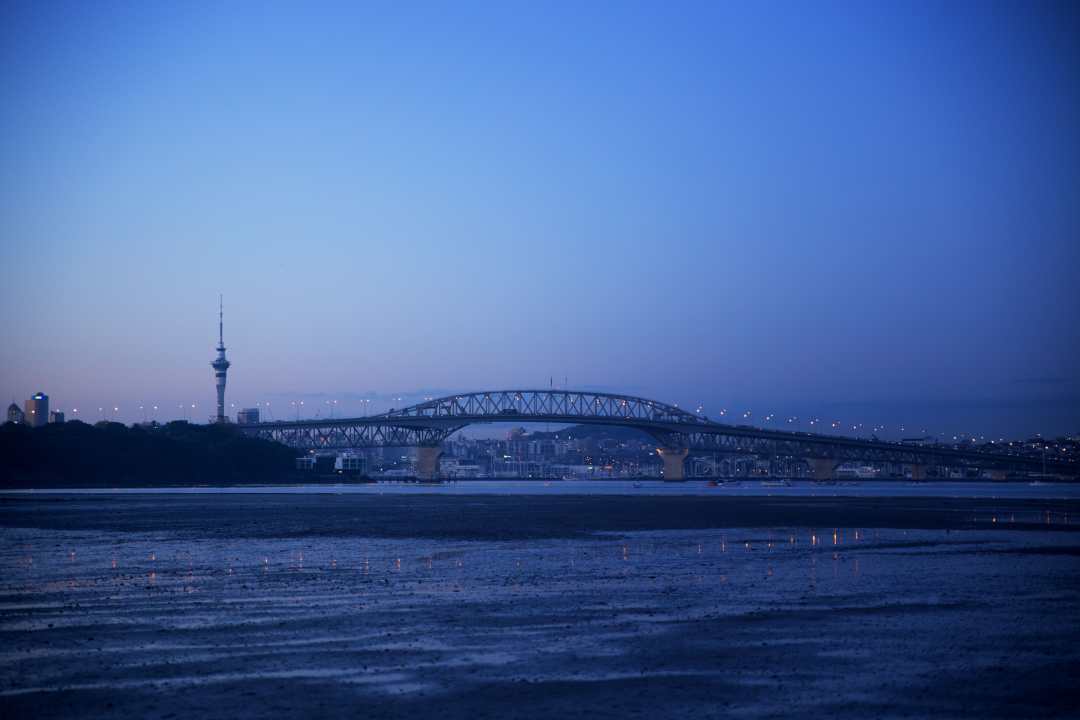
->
[{"left": 211, "top": 295, "right": 231, "bottom": 423}]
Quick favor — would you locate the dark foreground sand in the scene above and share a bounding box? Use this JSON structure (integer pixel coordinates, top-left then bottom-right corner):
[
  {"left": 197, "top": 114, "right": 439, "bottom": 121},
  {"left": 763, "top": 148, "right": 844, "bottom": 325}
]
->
[{"left": 1, "top": 494, "right": 1078, "bottom": 719}]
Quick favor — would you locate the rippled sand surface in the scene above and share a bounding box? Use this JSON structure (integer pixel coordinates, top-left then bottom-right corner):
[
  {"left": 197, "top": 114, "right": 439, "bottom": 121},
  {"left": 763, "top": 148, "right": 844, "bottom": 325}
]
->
[{"left": 1, "top": 494, "right": 1078, "bottom": 718}]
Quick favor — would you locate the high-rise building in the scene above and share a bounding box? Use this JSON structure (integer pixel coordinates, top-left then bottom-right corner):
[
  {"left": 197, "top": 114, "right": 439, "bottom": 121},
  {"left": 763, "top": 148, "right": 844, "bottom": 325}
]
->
[
  {"left": 25, "top": 392, "right": 48, "bottom": 428},
  {"left": 6, "top": 402, "right": 24, "bottom": 424},
  {"left": 211, "top": 296, "right": 231, "bottom": 424},
  {"left": 49, "top": 410, "right": 65, "bottom": 424},
  {"left": 237, "top": 407, "right": 260, "bottom": 425}
]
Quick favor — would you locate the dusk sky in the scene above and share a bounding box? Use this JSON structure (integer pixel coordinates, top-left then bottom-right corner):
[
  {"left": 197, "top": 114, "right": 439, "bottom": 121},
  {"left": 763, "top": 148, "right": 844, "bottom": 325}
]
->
[{"left": 2, "top": 1, "right": 1077, "bottom": 438}]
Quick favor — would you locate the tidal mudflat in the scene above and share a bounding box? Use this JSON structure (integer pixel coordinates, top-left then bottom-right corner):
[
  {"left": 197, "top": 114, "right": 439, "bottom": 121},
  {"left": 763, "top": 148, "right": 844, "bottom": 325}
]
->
[{"left": 1, "top": 493, "right": 1078, "bottom": 719}]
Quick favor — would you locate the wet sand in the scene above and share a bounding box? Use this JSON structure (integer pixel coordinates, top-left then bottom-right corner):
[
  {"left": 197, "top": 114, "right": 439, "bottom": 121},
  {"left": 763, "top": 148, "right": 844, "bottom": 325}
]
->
[{"left": 2, "top": 494, "right": 1079, "bottom": 718}]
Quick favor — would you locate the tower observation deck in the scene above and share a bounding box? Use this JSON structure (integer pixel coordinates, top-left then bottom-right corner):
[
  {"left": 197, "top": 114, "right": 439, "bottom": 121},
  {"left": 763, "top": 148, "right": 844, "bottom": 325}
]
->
[{"left": 211, "top": 296, "right": 230, "bottom": 424}]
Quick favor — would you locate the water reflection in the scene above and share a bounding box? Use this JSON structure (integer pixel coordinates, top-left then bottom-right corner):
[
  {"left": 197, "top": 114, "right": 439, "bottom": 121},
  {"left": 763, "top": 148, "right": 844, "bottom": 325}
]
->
[{"left": 3, "top": 521, "right": 1066, "bottom": 636}]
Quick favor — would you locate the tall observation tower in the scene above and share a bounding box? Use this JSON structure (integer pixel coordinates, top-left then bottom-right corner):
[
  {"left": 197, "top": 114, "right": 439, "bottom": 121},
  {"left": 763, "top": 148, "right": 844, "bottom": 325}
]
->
[{"left": 211, "top": 295, "right": 231, "bottom": 424}]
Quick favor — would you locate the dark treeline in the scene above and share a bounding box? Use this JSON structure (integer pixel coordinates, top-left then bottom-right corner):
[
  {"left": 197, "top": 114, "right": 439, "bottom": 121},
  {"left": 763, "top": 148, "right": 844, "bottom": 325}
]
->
[{"left": 0, "top": 421, "right": 297, "bottom": 488}]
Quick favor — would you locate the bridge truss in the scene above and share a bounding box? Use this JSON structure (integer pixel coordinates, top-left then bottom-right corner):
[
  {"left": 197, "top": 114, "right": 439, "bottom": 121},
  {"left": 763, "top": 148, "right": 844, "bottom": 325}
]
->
[{"left": 240, "top": 389, "right": 1075, "bottom": 477}]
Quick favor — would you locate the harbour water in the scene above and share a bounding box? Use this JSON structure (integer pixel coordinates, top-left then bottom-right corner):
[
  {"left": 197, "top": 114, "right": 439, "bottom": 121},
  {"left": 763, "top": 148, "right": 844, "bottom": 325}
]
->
[{"left": 1, "top": 491, "right": 1078, "bottom": 718}]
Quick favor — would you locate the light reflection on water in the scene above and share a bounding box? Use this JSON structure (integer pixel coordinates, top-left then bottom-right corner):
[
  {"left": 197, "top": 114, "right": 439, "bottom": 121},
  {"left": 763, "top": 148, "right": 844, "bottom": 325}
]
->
[
  {"left": 48, "top": 526, "right": 968, "bottom": 594},
  {"left": 3, "top": 520, "right": 1076, "bottom": 673}
]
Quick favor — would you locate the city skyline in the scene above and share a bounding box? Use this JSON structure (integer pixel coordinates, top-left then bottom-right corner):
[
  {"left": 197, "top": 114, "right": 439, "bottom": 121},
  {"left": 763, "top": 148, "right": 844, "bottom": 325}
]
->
[
  {"left": 3, "top": 291, "right": 1077, "bottom": 439},
  {"left": 2, "top": 2, "right": 1078, "bottom": 438}
]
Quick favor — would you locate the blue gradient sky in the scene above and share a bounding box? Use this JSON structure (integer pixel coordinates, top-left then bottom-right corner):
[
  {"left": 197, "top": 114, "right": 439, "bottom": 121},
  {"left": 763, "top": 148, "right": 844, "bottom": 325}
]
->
[{"left": 2, "top": 1, "right": 1078, "bottom": 438}]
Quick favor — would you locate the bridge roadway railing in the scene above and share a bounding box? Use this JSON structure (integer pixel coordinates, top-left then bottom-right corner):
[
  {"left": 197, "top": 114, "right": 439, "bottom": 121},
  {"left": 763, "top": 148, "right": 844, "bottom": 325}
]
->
[{"left": 238, "top": 391, "right": 1075, "bottom": 476}]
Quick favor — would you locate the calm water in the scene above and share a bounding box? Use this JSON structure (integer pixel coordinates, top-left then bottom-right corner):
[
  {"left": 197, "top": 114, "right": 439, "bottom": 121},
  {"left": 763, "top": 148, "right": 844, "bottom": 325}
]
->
[
  {"left": 6, "top": 479, "right": 1080, "bottom": 499},
  {"left": 3, "top": 511, "right": 1078, "bottom": 717},
  {"left": 3, "top": 490, "right": 1078, "bottom": 718}
]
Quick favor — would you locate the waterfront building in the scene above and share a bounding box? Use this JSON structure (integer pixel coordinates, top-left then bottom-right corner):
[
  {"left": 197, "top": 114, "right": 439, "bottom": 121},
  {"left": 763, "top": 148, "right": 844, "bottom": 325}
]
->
[
  {"left": 24, "top": 392, "right": 48, "bottom": 428},
  {"left": 48, "top": 410, "right": 65, "bottom": 424},
  {"left": 236, "top": 407, "right": 260, "bottom": 425},
  {"left": 6, "top": 402, "right": 24, "bottom": 424},
  {"left": 441, "top": 458, "right": 481, "bottom": 478},
  {"left": 336, "top": 454, "right": 367, "bottom": 474}
]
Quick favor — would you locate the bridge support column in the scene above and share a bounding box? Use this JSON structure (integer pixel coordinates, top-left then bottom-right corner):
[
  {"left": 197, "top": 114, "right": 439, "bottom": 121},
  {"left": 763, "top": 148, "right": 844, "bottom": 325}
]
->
[
  {"left": 416, "top": 446, "right": 443, "bottom": 481},
  {"left": 809, "top": 458, "right": 836, "bottom": 482},
  {"left": 910, "top": 464, "right": 927, "bottom": 482},
  {"left": 658, "top": 448, "right": 688, "bottom": 482}
]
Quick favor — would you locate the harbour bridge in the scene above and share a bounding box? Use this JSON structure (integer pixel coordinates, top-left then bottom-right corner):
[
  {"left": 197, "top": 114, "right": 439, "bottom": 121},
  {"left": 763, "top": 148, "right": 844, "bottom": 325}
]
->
[{"left": 238, "top": 389, "right": 1076, "bottom": 481}]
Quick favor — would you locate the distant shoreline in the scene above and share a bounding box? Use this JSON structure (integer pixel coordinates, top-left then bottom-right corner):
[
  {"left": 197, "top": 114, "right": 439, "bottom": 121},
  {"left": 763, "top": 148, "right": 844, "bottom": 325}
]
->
[
  {"left": 2, "top": 476, "right": 1076, "bottom": 491},
  {"left": 4, "top": 479, "right": 1080, "bottom": 506}
]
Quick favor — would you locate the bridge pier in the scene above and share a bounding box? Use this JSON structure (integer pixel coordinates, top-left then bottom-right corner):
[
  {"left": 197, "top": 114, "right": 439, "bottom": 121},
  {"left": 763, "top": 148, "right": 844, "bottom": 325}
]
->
[
  {"left": 809, "top": 458, "right": 836, "bottom": 482},
  {"left": 658, "top": 447, "right": 688, "bottom": 482},
  {"left": 415, "top": 446, "right": 443, "bottom": 481}
]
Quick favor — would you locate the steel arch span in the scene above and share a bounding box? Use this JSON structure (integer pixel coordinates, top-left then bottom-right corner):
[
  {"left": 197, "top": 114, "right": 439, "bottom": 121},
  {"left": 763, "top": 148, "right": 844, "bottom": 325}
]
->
[
  {"left": 383, "top": 390, "right": 705, "bottom": 426},
  {"left": 242, "top": 390, "right": 708, "bottom": 450},
  {"left": 238, "top": 389, "right": 1077, "bottom": 480}
]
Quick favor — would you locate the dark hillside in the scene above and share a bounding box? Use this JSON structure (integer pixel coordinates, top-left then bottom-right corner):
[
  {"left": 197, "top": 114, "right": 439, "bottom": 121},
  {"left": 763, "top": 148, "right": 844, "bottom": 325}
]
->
[{"left": 0, "top": 421, "right": 296, "bottom": 488}]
